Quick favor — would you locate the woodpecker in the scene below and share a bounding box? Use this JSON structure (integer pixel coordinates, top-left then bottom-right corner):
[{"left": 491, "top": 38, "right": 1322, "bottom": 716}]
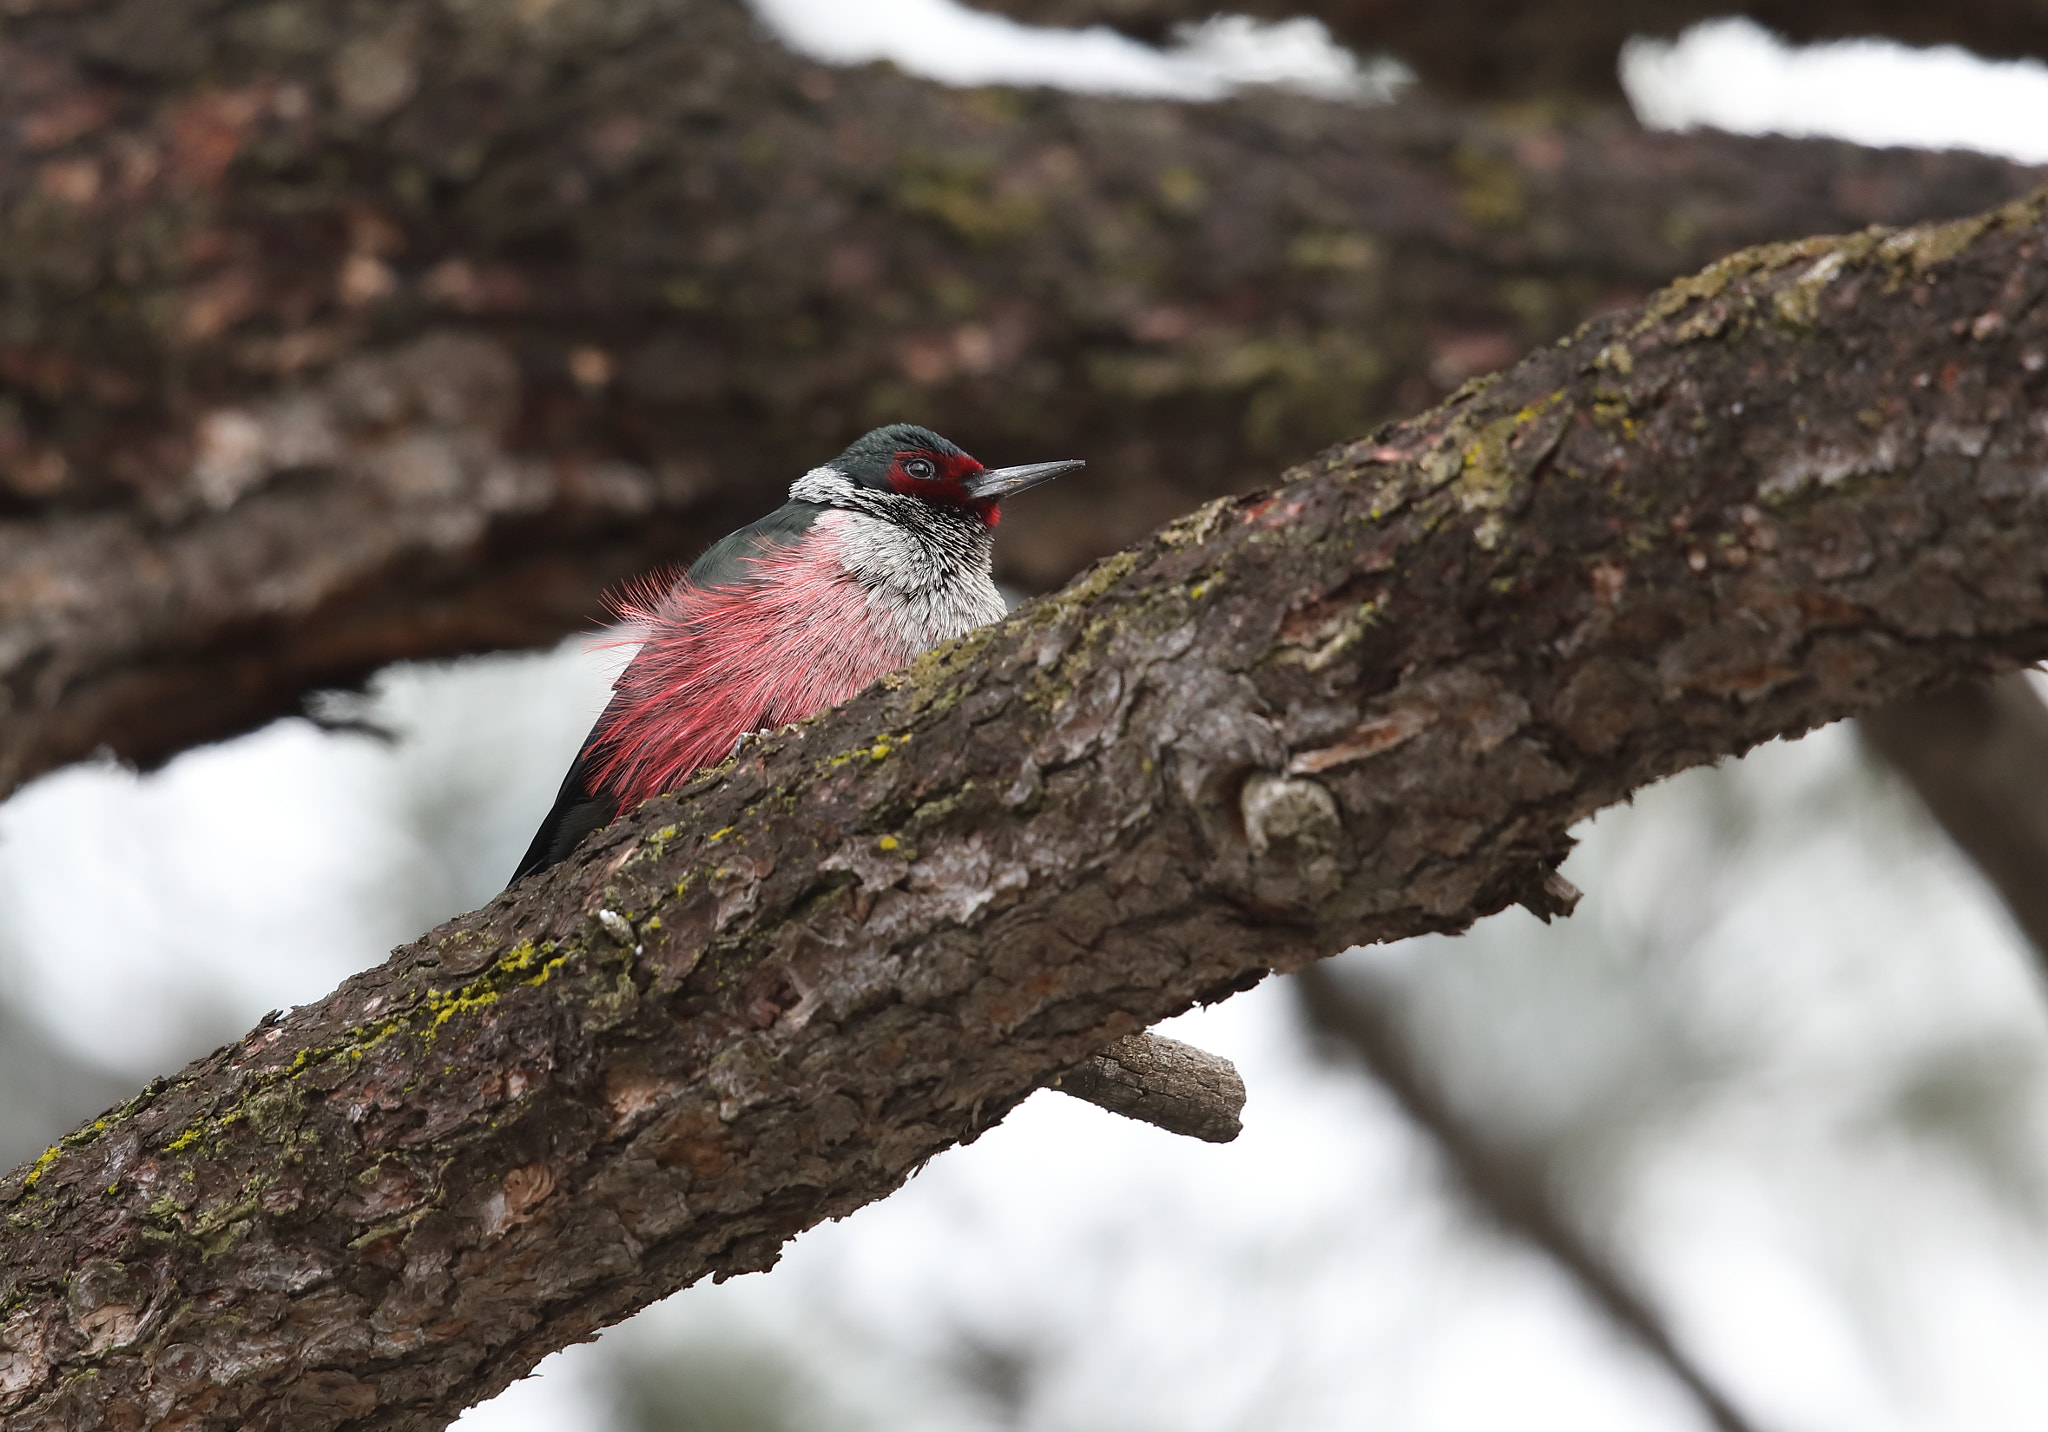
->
[{"left": 510, "top": 423, "right": 1082, "bottom": 883}]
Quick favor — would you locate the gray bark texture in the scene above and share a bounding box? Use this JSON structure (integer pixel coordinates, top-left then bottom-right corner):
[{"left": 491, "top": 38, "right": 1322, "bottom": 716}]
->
[
  {"left": 2, "top": 0, "right": 2043, "bottom": 798},
  {"left": 961, "top": 0, "right": 2048, "bottom": 101},
  {"left": 6, "top": 190, "right": 2048, "bottom": 1430}
]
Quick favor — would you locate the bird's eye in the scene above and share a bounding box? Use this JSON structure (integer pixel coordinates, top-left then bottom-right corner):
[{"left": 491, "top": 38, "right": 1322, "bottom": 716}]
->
[{"left": 903, "top": 457, "right": 937, "bottom": 481}]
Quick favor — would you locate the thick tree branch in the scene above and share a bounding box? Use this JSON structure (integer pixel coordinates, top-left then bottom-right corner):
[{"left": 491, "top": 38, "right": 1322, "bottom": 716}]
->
[
  {"left": 1296, "top": 966, "right": 1761, "bottom": 1432},
  {"left": 5, "top": 193, "right": 2048, "bottom": 1429},
  {"left": 1, "top": 0, "right": 2041, "bottom": 797},
  {"left": 964, "top": 0, "right": 2048, "bottom": 100}
]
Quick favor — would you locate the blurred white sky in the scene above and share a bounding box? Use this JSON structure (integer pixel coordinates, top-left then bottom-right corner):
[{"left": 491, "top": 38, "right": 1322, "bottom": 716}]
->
[
  {"left": 752, "top": 2, "right": 2048, "bottom": 164},
  {"left": 1624, "top": 18, "right": 2048, "bottom": 164},
  {"left": 748, "top": 1, "right": 1403, "bottom": 100},
  {"left": 6, "top": 7, "right": 2048, "bottom": 1432},
  {"left": 0, "top": 648, "right": 616, "bottom": 1071}
]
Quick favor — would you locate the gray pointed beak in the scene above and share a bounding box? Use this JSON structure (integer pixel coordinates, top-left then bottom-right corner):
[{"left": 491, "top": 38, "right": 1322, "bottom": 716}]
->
[{"left": 963, "top": 458, "right": 1084, "bottom": 500}]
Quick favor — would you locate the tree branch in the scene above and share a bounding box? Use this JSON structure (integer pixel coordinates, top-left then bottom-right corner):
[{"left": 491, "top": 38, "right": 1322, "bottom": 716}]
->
[
  {"left": 4, "top": 191, "right": 2048, "bottom": 1428},
  {"left": 1295, "top": 966, "right": 1762, "bottom": 1432},
  {"left": 1, "top": 0, "right": 2041, "bottom": 797}
]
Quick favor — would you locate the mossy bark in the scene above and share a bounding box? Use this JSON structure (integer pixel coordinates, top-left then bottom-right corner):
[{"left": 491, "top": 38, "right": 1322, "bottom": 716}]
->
[
  {"left": 5, "top": 192, "right": 2048, "bottom": 1429},
  {"left": 0, "top": 0, "right": 2041, "bottom": 797}
]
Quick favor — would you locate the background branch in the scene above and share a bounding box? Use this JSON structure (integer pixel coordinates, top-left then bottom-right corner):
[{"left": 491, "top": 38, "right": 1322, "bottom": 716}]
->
[{"left": 0, "top": 0, "right": 2040, "bottom": 797}]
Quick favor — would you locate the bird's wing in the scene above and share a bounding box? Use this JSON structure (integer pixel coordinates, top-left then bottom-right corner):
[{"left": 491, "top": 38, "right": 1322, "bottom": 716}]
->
[
  {"left": 507, "top": 500, "right": 830, "bottom": 887},
  {"left": 677, "top": 497, "right": 830, "bottom": 591}
]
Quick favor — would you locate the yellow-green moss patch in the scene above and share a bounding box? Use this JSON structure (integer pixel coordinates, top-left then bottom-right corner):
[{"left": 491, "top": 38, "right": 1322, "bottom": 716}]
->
[{"left": 20, "top": 1145, "right": 61, "bottom": 1190}]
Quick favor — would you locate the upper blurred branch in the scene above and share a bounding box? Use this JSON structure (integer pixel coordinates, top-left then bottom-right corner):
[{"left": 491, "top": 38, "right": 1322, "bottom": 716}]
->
[
  {"left": 959, "top": 0, "right": 2048, "bottom": 100},
  {"left": 0, "top": 0, "right": 2041, "bottom": 797},
  {"left": 9, "top": 191, "right": 2048, "bottom": 1429}
]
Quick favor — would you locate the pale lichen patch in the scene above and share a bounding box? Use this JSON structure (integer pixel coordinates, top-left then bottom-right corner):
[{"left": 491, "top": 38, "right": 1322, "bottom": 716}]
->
[
  {"left": 1636, "top": 235, "right": 1830, "bottom": 334},
  {"left": 1774, "top": 250, "right": 1846, "bottom": 327},
  {"left": 1881, "top": 212, "right": 1993, "bottom": 275}
]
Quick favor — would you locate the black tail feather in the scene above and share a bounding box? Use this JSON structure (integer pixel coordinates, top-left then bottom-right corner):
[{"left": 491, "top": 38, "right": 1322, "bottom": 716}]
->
[{"left": 508, "top": 730, "right": 620, "bottom": 887}]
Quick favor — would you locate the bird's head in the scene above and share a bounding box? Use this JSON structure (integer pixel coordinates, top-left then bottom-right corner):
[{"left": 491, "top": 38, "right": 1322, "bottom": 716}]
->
[{"left": 827, "top": 423, "right": 1081, "bottom": 526}]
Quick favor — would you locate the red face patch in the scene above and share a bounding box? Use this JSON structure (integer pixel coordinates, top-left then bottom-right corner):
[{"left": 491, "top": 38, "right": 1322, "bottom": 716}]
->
[{"left": 886, "top": 447, "right": 1000, "bottom": 524}]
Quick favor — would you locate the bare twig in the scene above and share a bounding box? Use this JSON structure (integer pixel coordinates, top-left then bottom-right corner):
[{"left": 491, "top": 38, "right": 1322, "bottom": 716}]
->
[
  {"left": 1296, "top": 965, "right": 1765, "bottom": 1432},
  {"left": 1861, "top": 673, "right": 2048, "bottom": 979}
]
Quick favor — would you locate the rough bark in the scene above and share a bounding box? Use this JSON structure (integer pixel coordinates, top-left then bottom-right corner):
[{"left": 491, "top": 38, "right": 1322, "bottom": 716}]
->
[
  {"left": 1861, "top": 673, "right": 2048, "bottom": 976},
  {"left": 2, "top": 0, "right": 2043, "bottom": 798},
  {"left": 964, "top": 0, "right": 2048, "bottom": 100},
  {"left": 5, "top": 190, "right": 2048, "bottom": 1430},
  {"left": 1296, "top": 965, "right": 1761, "bottom": 1432}
]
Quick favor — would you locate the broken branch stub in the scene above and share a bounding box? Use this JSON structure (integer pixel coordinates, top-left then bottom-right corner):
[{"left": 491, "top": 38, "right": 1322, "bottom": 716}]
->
[{"left": 1053, "top": 1033, "right": 1247, "bottom": 1142}]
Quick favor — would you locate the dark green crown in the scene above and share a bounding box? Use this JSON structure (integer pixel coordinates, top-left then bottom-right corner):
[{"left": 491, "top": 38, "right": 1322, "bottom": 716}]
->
[{"left": 832, "top": 424, "right": 968, "bottom": 487}]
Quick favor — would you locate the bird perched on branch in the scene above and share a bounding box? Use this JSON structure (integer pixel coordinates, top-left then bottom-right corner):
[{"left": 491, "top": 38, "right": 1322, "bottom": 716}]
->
[{"left": 510, "top": 423, "right": 1082, "bottom": 883}]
